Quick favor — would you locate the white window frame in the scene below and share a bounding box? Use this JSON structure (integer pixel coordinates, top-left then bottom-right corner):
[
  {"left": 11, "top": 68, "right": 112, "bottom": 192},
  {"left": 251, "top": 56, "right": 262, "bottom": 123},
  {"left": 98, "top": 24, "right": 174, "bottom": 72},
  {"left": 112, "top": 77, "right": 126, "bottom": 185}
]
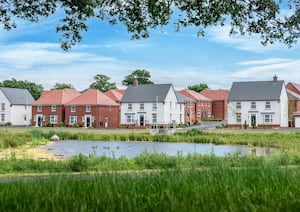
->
[
  {"left": 251, "top": 102, "right": 256, "bottom": 109},
  {"left": 51, "top": 105, "right": 56, "bottom": 112},
  {"left": 71, "top": 105, "right": 76, "bottom": 112},
  {"left": 69, "top": 116, "right": 77, "bottom": 125},
  {"left": 265, "top": 101, "right": 271, "bottom": 109},
  {"left": 1, "top": 103, "right": 5, "bottom": 111},
  {"left": 263, "top": 114, "right": 273, "bottom": 123},
  {"left": 236, "top": 102, "right": 241, "bottom": 109},
  {"left": 86, "top": 105, "right": 91, "bottom": 112},
  {"left": 152, "top": 103, "right": 157, "bottom": 110},
  {"left": 0, "top": 113, "right": 4, "bottom": 122},
  {"left": 50, "top": 115, "right": 58, "bottom": 124},
  {"left": 140, "top": 103, "right": 144, "bottom": 110},
  {"left": 152, "top": 114, "right": 157, "bottom": 123},
  {"left": 37, "top": 105, "right": 42, "bottom": 112},
  {"left": 126, "top": 114, "right": 134, "bottom": 123},
  {"left": 236, "top": 113, "right": 241, "bottom": 123},
  {"left": 128, "top": 103, "right": 132, "bottom": 110}
]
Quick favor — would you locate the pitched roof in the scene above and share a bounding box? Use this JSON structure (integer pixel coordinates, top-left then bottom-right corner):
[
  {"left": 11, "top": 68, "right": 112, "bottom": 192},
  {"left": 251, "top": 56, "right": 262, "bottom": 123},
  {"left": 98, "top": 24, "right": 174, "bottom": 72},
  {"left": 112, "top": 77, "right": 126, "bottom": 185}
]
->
[
  {"left": 179, "top": 89, "right": 212, "bottom": 101},
  {"left": 104, "top": 89, "right": 125, "bottom": 103},
  {"left": 121, "top": 84, "right": 173, "bottom": 103},
  {"left": 33, "top": 89, "right": 81, "bottom": 105},
  {"left": 200, "top": 89, "right": 229, "bottom": 100},
  {"left": 286, "top": 88, "right": 300, "bottom": 100},
  {"left": 228, "top": 80, "right": 285, "bottom": 101},
  {"left": 286, "top": 82, "right": 300, "bottom": 94},
  {"left": 175, "top": 91, "right": 193, "bottom": 103},
  {"left": 66, "top": 89, "right": 119, "bottom": 106},
  {"left": 0, "top": 87, "right": 34, "bottom": 105}
]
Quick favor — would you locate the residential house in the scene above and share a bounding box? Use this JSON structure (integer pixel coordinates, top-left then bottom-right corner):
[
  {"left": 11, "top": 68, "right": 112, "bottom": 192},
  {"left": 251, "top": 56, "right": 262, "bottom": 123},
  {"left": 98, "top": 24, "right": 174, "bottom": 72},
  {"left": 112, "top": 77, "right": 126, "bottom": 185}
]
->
[
  {"left": 179, "top": 89, "right": 213, "bottom": 124},
  {"left": 286, "top": 82, "right": 300, "bottom": 127},
  {"left": 227, "top": 76, "right": 288, "bottom": 128},
  {"left": 65, "top": 89, "right": 120, "bottom": 128},
  {"left": 200, "top": 88, "right": 229, "bottom": 120},
  {"left": 32, "top": 89, "right": 81, "bottom": 127},
  {"left": 120, "top": 83, "right": 184, "bottom": 128},
  {"left": 104, "top": 89, "right": 126, "bottom": 104},
  {"left": 0, "top": 87, "right": 34, "bottom": 126}
]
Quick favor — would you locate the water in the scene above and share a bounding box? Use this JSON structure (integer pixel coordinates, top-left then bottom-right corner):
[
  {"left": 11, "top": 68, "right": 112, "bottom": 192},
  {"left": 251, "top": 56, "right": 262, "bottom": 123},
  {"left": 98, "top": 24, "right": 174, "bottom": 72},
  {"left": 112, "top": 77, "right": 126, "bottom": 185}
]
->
[{"left": 40, "top": 140, "right": 275, "bottom": 159}]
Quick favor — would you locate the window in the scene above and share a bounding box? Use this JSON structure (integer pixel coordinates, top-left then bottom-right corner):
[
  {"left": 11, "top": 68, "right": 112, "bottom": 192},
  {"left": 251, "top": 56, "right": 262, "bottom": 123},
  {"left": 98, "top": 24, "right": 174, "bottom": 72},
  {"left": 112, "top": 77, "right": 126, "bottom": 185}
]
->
[
  {"left": 197, "top": 110, "right": 202, "bottom": 117},
  {"left": 86, "top": 105, "right": 91, "bottom": 112},
  {"left": 1, "top": 114, "right": 4, "bottom": 122},
  {"left": 236, "top": 102, "right": 241, "bottom": 109},
  {"left": 128, "top": 103, "right": 132, "bottom": 110},
  {"left": 69, "top": 116, "right": 77, "bottom": 124},
  {"left": 170, "top": 101, "right": 172, "bottom": 110},
  {"left": 1, "top": 103, "right": 5, "bottom": 111},
  {"left": 51, "top": 105, "right": 56, "bottom": 112},
  {"left": 140, "top": 103, "right": 144, "bottom": 110},
  {"left": 265, "top": 101, "right": 271, "bottom": 109},
  {"left": 126, "top": 115, "right": 133, "bottom": 123},
  {"left": 263, "top": 114, "right": 273, "bottom": 123},
  {"left": 152, "top": 114, "right": 157, "bottom": 123},
  {"left": 251, "top": 102, "right": 256, "bottom": 109},
  {"left": 50, "top": 115, "right": 58, "bottom": 124},
  {"left": 71, "top": 105, "right": 76, "bottom": 112},
  {"left": 152, "top": 103, "right": 157, "bottom": 110},
  {"left": 236, "top": 113, "right": 241, "bottom": 123},
  {"left": 37, "top": 105, "right": 42, "bottom": 112}
]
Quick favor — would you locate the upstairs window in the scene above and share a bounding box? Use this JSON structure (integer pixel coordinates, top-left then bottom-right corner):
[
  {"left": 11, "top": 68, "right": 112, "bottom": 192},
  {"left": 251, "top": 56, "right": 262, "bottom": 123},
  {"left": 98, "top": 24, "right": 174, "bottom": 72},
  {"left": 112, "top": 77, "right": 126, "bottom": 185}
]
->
[
  {"left": 1, "top": 103, "right": 5, "bottom": 111},
  {"left": 236, "top": 102, "right": 241, "bottom": 109},
  {"left": 251, "top": 102, "right": 256, "bottom": 109},
  {"left": 86, "top": 105, "right": 91, "bottom": 112},
  {"left": 152, "top": 103, "right": 157, "bottom": 110},
  {"left": 265, "top": 101, "right": 271, "bottom": 109},
  {"left": 128, "top": 103, "right": 132, "bottom": 110},
  {"left": 51, "top": 105, "right": 56, "bottom": 112},
  {"left": 71, "top": 105, "right": 76, "bottom": 112},
  {"left": 140, "top": 103, "right": 144, "bottom": 110},
  {"left": 37, "top": 105, "right": 42, "bottom": 112}
]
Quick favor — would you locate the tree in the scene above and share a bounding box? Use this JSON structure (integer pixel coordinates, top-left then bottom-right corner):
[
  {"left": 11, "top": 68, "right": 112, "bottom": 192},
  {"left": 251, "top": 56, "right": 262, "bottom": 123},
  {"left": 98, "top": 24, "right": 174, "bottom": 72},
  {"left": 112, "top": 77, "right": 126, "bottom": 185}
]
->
[
  {"left": 122, "top": 69, "right": 154, "bottom": 86},
  {"left": 89, "top": 74, "right": 117, "bottom": 92},
  {"left": 0, "top": 78, "right": 43, "bottom": 100},
  {"left": 187, "top": 83, "right": 209, "bottom": 92},
  {"left": 1, "top": 1, "right": 300, "bottom": 50},
  {"left": 51, "top": 82, "right": 74, "bottom": 90}
]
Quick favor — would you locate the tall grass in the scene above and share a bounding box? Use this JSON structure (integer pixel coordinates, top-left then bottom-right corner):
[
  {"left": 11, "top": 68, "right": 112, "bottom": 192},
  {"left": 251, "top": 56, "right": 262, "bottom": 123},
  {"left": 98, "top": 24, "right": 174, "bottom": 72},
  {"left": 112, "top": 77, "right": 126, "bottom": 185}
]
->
[{"left": 1, "top": 165, "right": 300, "bottom": 211}]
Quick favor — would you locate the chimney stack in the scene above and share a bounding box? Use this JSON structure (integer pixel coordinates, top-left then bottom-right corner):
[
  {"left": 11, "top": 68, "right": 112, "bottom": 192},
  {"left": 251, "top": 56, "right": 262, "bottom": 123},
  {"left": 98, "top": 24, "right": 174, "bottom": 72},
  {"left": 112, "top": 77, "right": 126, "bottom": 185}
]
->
[
  {"left": 273, "top": 74, "right": 278, "bottom": 81},
  {"left": 133, "top": 79, "right": 138, "bottom": 86}
]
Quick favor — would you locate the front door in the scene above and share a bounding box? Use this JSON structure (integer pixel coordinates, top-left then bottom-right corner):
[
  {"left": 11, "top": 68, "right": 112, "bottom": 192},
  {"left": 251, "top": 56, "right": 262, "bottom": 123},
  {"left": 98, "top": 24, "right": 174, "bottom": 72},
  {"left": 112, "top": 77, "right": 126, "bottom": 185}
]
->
[
  {"left": 139, "top": 115, "right": 144, "bottom": 126},
  {"left": 85, "top": 115, "right": 91, "bottom": 128},
  {"left": 36, "top": 115, "right": 43, "bottom": 127},
  {"left": 104, "top": 117, "right": 108, "bottom": 128},
  {"left": 250, "top": 114, "right": 257, "bottom": 128}
]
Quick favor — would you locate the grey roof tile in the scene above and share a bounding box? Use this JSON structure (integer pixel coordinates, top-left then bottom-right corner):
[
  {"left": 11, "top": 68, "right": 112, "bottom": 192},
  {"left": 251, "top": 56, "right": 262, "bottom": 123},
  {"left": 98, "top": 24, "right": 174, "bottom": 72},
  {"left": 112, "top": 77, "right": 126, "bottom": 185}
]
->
[
  {"left": 228, "top": 80, "right": 285, "bottom": 101},
  {"left": 0, "top": 87, "right": 35, "bottom": 105}
]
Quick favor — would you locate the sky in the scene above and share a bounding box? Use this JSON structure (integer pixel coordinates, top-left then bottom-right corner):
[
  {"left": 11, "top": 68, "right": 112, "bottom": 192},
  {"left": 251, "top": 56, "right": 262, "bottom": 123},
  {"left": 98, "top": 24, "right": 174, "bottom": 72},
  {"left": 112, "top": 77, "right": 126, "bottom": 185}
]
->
[{"left": 1, "top": 8, "right": 300, "bottom": 91}]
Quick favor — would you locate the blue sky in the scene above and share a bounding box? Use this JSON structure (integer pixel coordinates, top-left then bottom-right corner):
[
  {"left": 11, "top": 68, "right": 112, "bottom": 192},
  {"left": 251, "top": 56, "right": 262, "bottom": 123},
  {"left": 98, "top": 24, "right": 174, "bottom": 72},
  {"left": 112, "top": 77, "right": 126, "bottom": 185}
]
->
[{"left": 1, "top": 10, "right": 300, "bottom": 91}]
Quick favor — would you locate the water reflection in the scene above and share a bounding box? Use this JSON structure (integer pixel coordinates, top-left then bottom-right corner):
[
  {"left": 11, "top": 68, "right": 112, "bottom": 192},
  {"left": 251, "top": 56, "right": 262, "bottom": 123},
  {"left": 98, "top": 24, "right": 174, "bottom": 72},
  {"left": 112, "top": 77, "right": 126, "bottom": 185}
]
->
[{"left": 40, "top": 140, "right": 276, "bottom": 159}]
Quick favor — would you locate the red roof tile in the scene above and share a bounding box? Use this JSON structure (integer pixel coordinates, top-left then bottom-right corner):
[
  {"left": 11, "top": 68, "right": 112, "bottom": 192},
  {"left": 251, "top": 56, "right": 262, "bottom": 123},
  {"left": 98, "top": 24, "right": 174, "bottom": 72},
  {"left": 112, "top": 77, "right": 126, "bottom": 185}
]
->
[
  {"left": 288, "top": 82, "right": 300, "bottom": 94},
  {"left": 200, "top": 89, "right": 229, "bottom": 100},
  {"left": 33, "top": 89, "right": 81, "bottom": 105},
  {"left": 66, "top": 89, "right": 119, "bottom": 106},
  {"left": 180, "top": 89, "right": 212, "bottom": 101},
  {"left": 104, "top": 89, "right": 125, "bottom": 103}
]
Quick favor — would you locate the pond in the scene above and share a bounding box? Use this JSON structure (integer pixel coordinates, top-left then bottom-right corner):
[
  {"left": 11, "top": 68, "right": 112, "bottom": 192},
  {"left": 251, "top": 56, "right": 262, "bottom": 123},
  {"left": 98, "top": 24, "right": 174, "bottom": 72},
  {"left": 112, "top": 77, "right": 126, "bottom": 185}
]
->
[{"left": 40, "top": 140, "right": 276, "bottom": 159}]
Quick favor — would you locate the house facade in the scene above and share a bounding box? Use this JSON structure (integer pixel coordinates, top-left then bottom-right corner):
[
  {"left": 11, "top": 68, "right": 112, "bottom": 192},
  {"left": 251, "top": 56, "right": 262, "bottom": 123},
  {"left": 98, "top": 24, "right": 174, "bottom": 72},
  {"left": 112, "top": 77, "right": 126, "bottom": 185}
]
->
[
  {"left": 120, "top": 83, "right": 184, "bottom": 128},
  {"left": 179, "top": 89, "right": 212, "bottom": 124},
  {"left": 200, "top": 89, "right": 229, "bottom": 120},
  {"left": 227, "top": 77, "right": 288, "bottom": 128},
  {"left": 65, "top": 89, "right": 119, "bottom": 128},
  {"left": 0, "top": 87, "right": 34, "bottom": 126},
  {"left": 286, "top": 82, "right": 300, "bottom": 127},
  {"left": 32, "top": 89, "right": 81, "bottom": 127}
]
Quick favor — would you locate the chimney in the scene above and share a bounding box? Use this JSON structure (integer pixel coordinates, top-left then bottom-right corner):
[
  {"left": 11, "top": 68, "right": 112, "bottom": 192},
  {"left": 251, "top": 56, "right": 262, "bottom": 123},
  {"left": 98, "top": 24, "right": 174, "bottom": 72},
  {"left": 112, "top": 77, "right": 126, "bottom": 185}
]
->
[
  {"left": 273, "top": 75, "right": 278, "bottom": 81},
  {"left": 133, "top": 79, "right": 138, "bottom": 86}
]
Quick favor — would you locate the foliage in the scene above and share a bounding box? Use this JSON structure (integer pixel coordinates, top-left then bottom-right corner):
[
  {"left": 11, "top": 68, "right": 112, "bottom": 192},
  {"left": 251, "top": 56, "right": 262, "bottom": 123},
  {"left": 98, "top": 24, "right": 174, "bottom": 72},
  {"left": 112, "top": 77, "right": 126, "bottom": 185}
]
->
[
  {"left": 122, "top": 69, "right": 153, "bottom": 86},
  {"left": 187, "top": 83, "right": 209, "bottom": 92},
  {"left": 51, "top": 82, "right": 74, "bottom": 90},
  {"left": 1, "top": 1, "right": 300, "bottom": 50},
  {"left": 89, "top": 74, "right": 117, "bottom": 92},
  {"left": 0, "top": 78, "right": 43, "bottom": 100}
]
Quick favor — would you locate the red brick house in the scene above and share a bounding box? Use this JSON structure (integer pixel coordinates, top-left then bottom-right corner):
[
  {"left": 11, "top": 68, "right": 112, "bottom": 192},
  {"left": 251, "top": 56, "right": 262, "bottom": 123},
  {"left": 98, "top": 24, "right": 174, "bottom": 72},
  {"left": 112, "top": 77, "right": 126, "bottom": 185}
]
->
[
  {"left": 32, "top": 89, "right": 81, "bottom": 127},
  {"left": 200, "top": 89, "right": 229, "bottom": 120},
  {"left": 286, "top": 82, "right": 300, "bottom": 127},
  {"left": 179, "top": 89, "right": 212, "bottom": 124},
  {"left": 65, "top": 89, "right": 119, "bottom": 128}
]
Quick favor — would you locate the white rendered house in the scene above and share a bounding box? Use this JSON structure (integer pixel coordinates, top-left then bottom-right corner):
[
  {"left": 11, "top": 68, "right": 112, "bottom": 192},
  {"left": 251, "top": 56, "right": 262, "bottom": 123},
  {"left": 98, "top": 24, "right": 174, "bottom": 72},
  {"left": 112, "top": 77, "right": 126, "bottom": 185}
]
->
[
  {"left": 227, "top": 76, "right": 288, "bottom": 128},
  {"left": 0, "top": 87, "right": 34, "bottom": 126}
]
